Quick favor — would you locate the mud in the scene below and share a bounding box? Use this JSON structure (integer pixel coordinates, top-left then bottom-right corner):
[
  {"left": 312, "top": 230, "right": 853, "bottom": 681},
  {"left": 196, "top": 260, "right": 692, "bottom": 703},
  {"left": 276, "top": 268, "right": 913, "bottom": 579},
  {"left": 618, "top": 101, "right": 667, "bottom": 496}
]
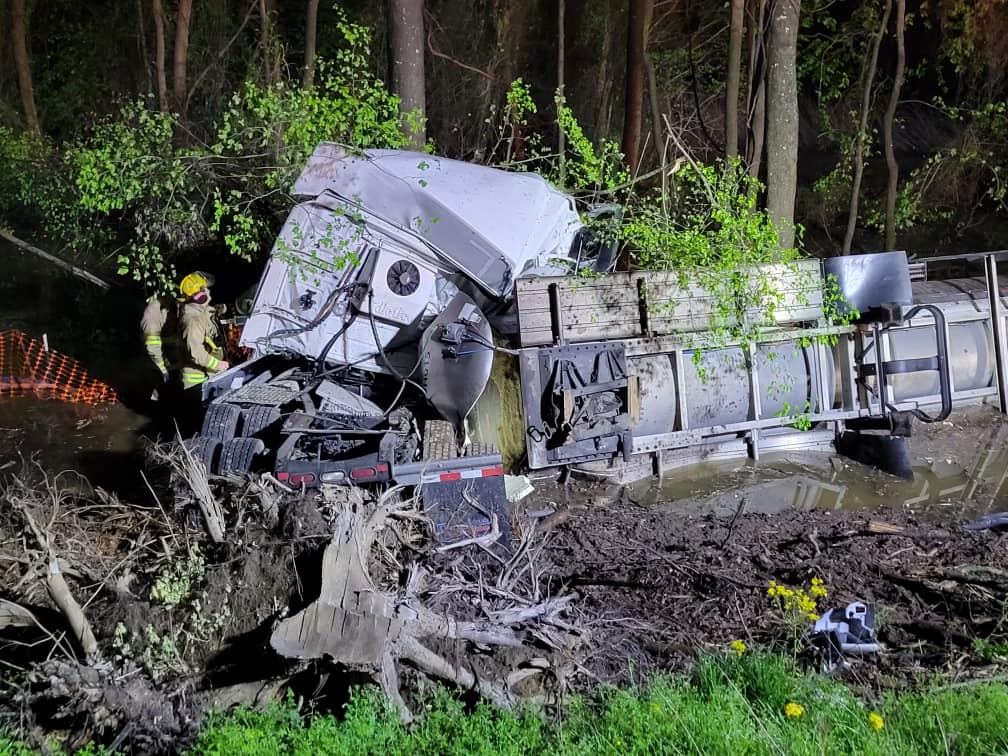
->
[
  {"left": 530, "top": 404, "right": 1008, "bottom": 688},
  {"left": 543, "top": 497, "right": 1007, "bottom": 686}
]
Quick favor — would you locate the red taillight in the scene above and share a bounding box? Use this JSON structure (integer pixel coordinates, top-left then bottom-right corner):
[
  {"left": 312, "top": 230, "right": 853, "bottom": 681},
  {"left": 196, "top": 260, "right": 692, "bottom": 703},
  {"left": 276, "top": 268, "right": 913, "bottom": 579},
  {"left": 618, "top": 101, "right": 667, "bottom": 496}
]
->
[{"left": 350, "top": 467, "right": 377, "bottom": 480}]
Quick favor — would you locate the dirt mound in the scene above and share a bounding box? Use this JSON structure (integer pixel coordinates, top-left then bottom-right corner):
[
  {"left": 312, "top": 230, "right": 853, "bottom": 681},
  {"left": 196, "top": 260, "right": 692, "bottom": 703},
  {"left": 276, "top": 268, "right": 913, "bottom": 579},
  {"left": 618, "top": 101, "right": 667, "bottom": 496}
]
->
[{"left": 543, "top": 490, "right": 1008, "bottom": 688}]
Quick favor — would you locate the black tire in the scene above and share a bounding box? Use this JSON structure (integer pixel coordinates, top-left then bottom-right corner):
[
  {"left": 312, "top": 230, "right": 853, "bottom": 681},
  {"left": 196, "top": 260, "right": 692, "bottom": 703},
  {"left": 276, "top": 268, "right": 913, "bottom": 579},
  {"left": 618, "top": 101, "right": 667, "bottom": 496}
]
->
[
  {"left": 241, "top": 405, "right": 282, "bottom": 437},
  {"left": 186, "top": 436, "right": 222, "bottom": 475},
  {"left": 201, "top": 402, "right": 242, "bottom": 443},
  {"left": 219, "top": 437, "right": 266, "bottom": 476},
  {"left": 422, "top": 419, "right": 458, "bottom": 461}
]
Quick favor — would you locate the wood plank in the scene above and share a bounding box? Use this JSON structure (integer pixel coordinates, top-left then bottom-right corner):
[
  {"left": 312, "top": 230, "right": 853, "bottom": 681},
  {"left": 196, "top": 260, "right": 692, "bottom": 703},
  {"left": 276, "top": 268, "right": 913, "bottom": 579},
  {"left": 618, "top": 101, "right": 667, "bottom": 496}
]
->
[{"left": 517, "top": 260, "right": 824, "bottom": 346}]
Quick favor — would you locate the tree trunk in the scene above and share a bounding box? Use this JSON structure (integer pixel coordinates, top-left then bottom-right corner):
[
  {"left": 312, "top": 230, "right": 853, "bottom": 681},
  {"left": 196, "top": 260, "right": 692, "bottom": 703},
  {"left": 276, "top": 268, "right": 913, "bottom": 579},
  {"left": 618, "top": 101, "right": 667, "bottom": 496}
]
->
[
  {"left": 172, "top": 0, "right": 193, "bottom": 114},
  {"left": 643, "top": 0, "right": 660, "bottom": 158},
  {"left": 726, "top": 0, "right": 745, "bottom": 160},
  {"left": 9, "top": 0, "right": 40, "bottom": 136},
  {"left": 152, "top": 0, "right": 168, "bottom": 111},
  {"left": 593, "top": 0, "right": 618, "bottom": 143},
  {"left": 842, "top": 0, "right": 891, "bottom": 255},
  {"left": 621, "top": 0, "right": 650, "bottom": 173},
  {"left": 558, "top": 0, "right": 566, "bottom": 186},
  {"left": 388, "top": 0, "right": 426, "bottom": 150},
  {"left": 260, "top": 0, "right": 279, "bottom": 85},
  {"left": 745, "top": 0, "right": 768, "bottom": 179},
  {"left": 884, "top": 0, "right": 906, "bottom": 251},
  {"left": 303, "top": 0, "right": 320, "bottom": 88},
  {"left": 136, "top": 0, "right": 152, "bottom": 95},
  {"left": 764, "top": 0, "right": 800, "bottom": 251}
]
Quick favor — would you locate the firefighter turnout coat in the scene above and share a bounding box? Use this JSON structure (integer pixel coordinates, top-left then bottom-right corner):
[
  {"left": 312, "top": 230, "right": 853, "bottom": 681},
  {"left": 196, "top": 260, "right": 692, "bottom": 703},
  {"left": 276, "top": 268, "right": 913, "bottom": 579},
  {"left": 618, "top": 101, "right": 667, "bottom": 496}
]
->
[{"left": 180, "top": 301, "right": 224, "bottom": 388}]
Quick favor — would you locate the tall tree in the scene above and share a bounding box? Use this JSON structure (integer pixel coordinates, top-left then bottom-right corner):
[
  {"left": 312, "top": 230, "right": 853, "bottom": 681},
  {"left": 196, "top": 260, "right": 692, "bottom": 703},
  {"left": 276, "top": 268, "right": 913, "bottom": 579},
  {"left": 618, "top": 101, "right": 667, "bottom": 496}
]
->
[
  {"left": 883, "top": 0, "right": 907, "bottom": 250},
  {"left": 593, "top": 0, "right": 619, "bottom": 143},
  {"left": 9, "top": 0, "right": 41, "bottom": 135},
  {"left": 726, "top": 0, "right": 745, "bottom": 160},
  {"left": 842, "top": 0, "right": 892, "bottom": 255},
  {"left": 303, "top": 0, "right": 321, "bottom": 88},
  {"left": 745, "top": 0, "right": 768, "bottom": 179},
  {"left": 622, "top": 0, "right": 651, "bottom": 173},
  {"left": 152, "top": 0, "right": 169, "bottom": 111},
  {"left": 388, "top": 0, "right": 426, "bottom": 150},
  {"left": 764, "top": 0, "right": 800, "bottom": 250},
  {"left": 557, "top": 0, "right": 566, "bottom": 186},
  {"left": 136, "top": 0, "right": 152, "bottom": 96},
  {"left": 172, "top": 0, "right": 194, "bottom": 114},
  {"left": 260, "top": 0, "right": 279, "bottom": 86}
]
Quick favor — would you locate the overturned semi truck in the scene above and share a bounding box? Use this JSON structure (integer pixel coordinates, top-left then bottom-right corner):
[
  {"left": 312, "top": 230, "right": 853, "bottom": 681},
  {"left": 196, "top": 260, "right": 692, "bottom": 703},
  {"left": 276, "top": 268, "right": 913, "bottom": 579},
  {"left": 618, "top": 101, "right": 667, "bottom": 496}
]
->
[{"left": 191, "top": 144, "right": 1008, "bottom": 529}]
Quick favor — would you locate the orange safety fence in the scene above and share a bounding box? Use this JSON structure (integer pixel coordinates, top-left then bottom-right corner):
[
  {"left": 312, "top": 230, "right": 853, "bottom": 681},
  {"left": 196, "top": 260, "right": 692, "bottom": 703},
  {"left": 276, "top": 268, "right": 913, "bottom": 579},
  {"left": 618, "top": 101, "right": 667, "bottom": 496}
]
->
[{"left": 0, "top": 329, "right": 117, "bottom": 404}]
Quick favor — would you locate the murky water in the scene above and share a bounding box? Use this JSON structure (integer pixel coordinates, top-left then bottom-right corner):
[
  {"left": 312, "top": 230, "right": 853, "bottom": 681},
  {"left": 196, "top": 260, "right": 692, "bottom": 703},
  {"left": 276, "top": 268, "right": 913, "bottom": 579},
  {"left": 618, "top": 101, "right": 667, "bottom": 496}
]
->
[
  {"left": 626, "top": 418, "right": 1008, "bottom": 521},
  {"left": 0, "top": 396, "right": 149, "bottom": 477}
]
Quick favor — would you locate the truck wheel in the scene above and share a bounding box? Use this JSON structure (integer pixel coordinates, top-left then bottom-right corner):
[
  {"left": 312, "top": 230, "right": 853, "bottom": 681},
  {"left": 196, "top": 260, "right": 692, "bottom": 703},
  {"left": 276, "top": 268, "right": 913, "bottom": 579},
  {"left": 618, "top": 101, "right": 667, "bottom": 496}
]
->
[
  {"left": 186, "top": 436, "right": 222, "bottom": 475},
  {"left": 423, "top": 420, "right": 458, "bottom": 461},
  {"left": 201, "top": 402, "right": 242, "bottom": 443},
  {"left": 219, "top": 437, "right": 266, "bottom": 476},
  {"left": 241, "top": 405, "right": 281, "bottom": 437}
]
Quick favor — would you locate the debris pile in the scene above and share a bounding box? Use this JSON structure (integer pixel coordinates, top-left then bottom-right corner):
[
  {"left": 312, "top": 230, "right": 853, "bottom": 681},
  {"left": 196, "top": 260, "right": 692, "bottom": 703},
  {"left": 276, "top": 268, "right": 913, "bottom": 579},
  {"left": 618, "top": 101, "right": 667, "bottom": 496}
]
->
[{"left": 0, "top": 444, "right": 584, "bottom": 750}]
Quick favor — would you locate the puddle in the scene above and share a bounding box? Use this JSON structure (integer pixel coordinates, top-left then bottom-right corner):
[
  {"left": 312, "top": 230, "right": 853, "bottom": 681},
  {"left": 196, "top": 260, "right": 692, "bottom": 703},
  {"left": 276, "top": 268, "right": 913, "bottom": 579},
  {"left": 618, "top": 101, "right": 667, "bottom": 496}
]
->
[{"left": 626, "top": 430, "right": 1008, "bottom": 521}]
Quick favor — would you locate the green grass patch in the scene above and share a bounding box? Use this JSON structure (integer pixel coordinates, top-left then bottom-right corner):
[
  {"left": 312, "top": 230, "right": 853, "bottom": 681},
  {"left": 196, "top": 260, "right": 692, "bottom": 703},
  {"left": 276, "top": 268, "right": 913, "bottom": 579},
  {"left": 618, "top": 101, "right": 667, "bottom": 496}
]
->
[
  {"left": 187, "top": 654, "right": 1008, "bottom": 756},
  {"left": 6, "top": 654, "right": 1008, "bottom": 754}
]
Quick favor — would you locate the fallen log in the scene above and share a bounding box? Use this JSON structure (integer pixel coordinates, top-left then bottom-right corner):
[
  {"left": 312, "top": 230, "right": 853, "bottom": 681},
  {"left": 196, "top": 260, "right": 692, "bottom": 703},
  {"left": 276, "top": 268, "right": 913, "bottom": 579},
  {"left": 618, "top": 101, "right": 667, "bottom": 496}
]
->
[
  {"left": 16, "top": 501, "right": 100, "bottom": 662},
  {"left": 867, "top": 519, "right": 952, "bottom": 540},
  {"left": 1, "top": 229, "right": 111, "bottom": 290}
]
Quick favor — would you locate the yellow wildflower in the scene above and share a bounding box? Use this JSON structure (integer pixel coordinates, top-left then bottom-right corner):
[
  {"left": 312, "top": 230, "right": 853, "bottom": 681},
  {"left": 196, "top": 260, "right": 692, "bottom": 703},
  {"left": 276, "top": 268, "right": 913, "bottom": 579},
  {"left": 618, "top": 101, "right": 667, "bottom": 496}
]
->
[
  {"left": 809, "top": 577, "right": 828, "bottom": 598},
  {"left": 869, "top": 712, "right": 885, "bottom": 731},
  {"left": 784, "top": 702, "right": 805, "bottom": 719},
  {"left": 731, "top": 639, "right": 747, "bottom": 657}
]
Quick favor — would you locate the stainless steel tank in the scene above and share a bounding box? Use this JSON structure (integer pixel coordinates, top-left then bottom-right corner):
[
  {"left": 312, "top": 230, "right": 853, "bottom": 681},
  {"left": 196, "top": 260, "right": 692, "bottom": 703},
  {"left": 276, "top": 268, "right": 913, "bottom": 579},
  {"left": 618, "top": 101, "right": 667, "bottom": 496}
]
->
[{"left": 632, "top": 341, "right": 835, "bottom": 430}]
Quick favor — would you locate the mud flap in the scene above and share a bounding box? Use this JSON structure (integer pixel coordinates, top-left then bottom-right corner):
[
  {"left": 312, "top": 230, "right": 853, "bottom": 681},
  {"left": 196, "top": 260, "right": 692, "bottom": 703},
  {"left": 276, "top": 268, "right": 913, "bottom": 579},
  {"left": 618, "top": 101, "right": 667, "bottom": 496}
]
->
[
  {"left": 397, "top": 453, "right": 512, "bottom": 549},
  {"left": 421, "top": 473, "right": 512, "bottom": 549}
]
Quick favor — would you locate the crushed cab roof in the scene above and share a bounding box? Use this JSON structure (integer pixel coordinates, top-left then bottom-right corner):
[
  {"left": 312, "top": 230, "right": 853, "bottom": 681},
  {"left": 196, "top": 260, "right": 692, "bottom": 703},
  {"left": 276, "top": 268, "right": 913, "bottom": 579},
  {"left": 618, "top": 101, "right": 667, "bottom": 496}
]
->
[{"left": 292, "top": 144, "right": 583, "bottom": 296}]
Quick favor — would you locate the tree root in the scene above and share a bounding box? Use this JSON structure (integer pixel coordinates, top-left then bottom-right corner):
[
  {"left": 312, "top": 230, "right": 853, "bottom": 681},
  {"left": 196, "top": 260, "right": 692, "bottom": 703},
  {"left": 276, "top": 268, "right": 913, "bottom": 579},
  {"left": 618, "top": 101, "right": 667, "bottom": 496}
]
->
[{"left": 270, "top": 486, "right": 582, "bottom": 719}]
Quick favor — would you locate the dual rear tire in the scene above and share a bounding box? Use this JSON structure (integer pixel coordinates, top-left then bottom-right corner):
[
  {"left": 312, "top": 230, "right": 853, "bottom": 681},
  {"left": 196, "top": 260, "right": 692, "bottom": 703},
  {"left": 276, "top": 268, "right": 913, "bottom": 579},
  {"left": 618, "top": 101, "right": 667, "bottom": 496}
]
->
[{"left": 194, "top": 402, "right": 276, "bottom": 476}]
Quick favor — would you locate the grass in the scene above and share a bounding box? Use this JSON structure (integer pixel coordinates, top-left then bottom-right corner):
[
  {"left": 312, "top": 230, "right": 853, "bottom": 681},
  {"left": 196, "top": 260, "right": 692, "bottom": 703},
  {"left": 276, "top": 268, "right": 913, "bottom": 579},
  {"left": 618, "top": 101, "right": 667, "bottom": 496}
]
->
[
  {"left": 4, "top": 653, "right": 1007, "bottom": 754},
  {"left": 187, "top": 654, "right": 1008, "bottom": 756}
]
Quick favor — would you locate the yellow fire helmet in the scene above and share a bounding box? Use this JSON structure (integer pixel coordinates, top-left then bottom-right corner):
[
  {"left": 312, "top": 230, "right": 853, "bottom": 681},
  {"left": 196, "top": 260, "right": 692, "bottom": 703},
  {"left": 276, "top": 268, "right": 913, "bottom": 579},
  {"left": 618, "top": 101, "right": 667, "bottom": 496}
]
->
[{"left": 179, "top": 271, "right": 216, "bottom": 299}]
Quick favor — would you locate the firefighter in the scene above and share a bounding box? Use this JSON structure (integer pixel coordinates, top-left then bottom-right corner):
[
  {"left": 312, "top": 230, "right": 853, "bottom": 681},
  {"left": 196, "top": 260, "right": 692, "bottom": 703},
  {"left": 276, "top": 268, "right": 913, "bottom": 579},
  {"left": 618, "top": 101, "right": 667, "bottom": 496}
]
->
[
  {"left": 178, "top": 271, "right": 230, "bottom": 389},
  {"left": 141, "top": 288, "right": 183, "bottom": 402},
  {"left": 141, "top": 294, "right": 176, "bottom": 377}
]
